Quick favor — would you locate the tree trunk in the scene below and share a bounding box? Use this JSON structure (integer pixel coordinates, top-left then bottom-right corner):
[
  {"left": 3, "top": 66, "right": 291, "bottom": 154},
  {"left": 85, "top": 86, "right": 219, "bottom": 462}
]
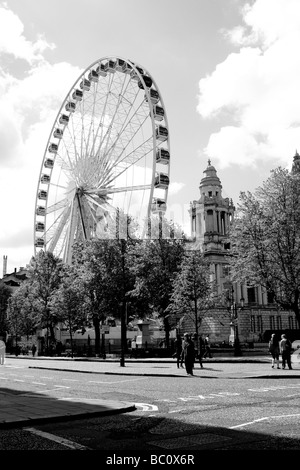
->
[
  {"left": 69, "top": 327, "right": 74, "bottom": 358},
  {"left": 93, "top": 317, "right": 101, "bottom": 356}
]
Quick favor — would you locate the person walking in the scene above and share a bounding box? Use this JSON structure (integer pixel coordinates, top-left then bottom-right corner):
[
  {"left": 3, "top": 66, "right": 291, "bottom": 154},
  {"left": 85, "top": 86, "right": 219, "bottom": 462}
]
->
[
  {"left": 203, "top": 334, "right": 213, "bottom": 358},
  {"left": 173, "top": 335, "right": 183, "bottom": 369},
  {"left": 0, "top": 340, "right": 5, "bottom": 365},
  {"left": 280, "top": 334, "right": 293, "bottom": 370},
  {"left": 197, "top": 334, "right": 205, "bottom": 368},
  {"left": 31, "top": 344, "right": 37, "bottom": 357},
  {"left": 182, "top": 333, "right": 195, "bottom": 376},
  {"left": 268, "top": 333, "right": 280, "bottom": 369}
]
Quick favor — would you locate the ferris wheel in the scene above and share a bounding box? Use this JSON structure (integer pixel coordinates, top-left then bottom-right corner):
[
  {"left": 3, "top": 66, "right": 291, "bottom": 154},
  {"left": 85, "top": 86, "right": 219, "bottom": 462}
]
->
[{"left": 34, "top": 57, "right": 170, "bottom": 264}]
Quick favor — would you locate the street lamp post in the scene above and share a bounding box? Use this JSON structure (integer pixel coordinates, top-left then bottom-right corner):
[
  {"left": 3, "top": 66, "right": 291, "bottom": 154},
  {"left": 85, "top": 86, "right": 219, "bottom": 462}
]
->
[
  {"left": 227, "top": 287, "right": 244, "bottom": 357},
  {"left": 120, "top": 301, "right": 126, "bottom": 367}
]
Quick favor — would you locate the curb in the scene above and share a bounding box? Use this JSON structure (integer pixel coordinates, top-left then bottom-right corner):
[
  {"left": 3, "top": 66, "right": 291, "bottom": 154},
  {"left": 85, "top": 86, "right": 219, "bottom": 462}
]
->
[
  {"left": 28, "top": 365, "right": 299, "bottom": 379},
  {"left": 0, "top": 404, "right": 137, "bottom": 430}
]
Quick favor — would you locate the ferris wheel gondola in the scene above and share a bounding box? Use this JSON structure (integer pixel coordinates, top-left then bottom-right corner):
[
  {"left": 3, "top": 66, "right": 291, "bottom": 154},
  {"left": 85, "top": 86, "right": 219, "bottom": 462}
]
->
[{"left": 34, "top": 56, "right": 170, "bottom": 264}]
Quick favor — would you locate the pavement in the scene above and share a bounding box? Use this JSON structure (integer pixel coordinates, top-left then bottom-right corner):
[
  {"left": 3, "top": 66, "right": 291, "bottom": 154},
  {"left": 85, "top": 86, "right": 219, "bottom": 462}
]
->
[{"left": 1, "top": 353, "right": 300, "bottom": 429}]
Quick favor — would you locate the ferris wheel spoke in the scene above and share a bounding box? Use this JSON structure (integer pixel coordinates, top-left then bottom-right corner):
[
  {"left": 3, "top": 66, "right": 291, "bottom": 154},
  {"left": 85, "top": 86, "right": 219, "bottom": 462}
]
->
[
  {"left": 97, "top": 74, "right": 135, "bottom": 161},
  {"left": 105, "top": 184, "right": 151, "bottom": 195},
  {"left": 106, "top": 97, "right": 149, "bottom": 160},
  {"left": 63, "top": 198, "right": 79, "bottom": 264},
  {"left": 97, "top": 75, "right": 121, "bottom": 163},
  {"left": 101, "top": 123, "right": 153, "bottom": 186},
  {"left": 49, "top": 182, "right": 68, "bottom": 191},
  {"left": 83, "top": 197, "right": 99, "bottom": 226},
  {"left": 103, "top": 110, "right": 149, "bottom": 170},
  {"left": 56, "top": 132, "right": 78, "bottom": 178},
  {"left": 47, "top": 204, "right": 71, "bottom": 252},
  {"left": 84, "top": 193, "right": 112, "bottom": 211},
  {"left": 92, "top": 75, "right": 138, "bottom": 176},
  {"left": 86, "top": 184, "right": 152, "bottom": 197},
  {"left": 47, "top": 198, "right": 69, "bottom": 214},
  {"left": 82, "top": 81, "right": 103, "bottom": 165},
  {"left": 103, "top": 138, "right": 153, "bottom": 188}
]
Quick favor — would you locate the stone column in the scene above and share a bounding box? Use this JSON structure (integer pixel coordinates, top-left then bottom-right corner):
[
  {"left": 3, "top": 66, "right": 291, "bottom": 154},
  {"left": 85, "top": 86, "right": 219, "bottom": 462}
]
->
[
  {"left": 257, "top": 286, "right": 263, "bottom": 305},
  {"left": 242, "top": 284, "right": 248, "bottom": 304}
]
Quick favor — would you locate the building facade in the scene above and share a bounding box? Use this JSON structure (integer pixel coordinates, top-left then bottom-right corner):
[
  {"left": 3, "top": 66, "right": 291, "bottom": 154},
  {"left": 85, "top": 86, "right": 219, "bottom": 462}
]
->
[{"left": 184, "top": 157, "right": 299, "bottom": 344}]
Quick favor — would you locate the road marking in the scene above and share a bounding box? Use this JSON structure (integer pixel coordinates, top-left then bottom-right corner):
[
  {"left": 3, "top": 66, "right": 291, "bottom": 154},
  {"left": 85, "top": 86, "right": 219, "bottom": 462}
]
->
[
  {"left": 230, "top": 413, "right": 300, "bottom": 429},
  {"left": 155, "top": 399, "right": 177, "bottom": 403},
  {"left": 135, "top": 403, "right": 158, "bottom": 412},
  {"left": 249, "top": 384, "right": 300, "bottom": 392},
  {"left": 88, "top": 378, "right": 146, "bottom": 384},
  {"left": 5, "top": 366, "right": 24, "bottom": 369},
  {"left": 32, "top": 382, "right": 47, "bottom": 385},
  {"left": 61, "top": 378, "right": 79, "bottom": 382},
  {"left": 24, "top": 427, "right": 91, "bottom": 450}
]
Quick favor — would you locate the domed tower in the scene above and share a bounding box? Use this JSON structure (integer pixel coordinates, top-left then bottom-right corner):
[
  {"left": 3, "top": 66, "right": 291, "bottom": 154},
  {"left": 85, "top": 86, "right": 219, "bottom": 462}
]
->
[
  {"left": 189, "top": 159, "right": 235, "bottom": 294},
  {"left": 292, "top": 150, "right": 300, "bottom": 174}
]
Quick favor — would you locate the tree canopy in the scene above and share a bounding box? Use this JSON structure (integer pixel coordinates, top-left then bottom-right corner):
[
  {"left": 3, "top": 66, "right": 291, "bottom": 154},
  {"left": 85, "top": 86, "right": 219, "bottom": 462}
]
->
[
  {"left": 229, "top": 167, "right": 300, "bottom": 323},
  {"left": 167, "top": 250, "right": 213, "bottom": 338}
]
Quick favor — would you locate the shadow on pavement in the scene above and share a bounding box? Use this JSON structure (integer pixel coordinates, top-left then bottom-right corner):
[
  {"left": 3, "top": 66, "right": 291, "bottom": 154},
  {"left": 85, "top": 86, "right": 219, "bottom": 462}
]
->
[
  {"left": 0, "top": 385, "right": 135, "bottom": 430},
  {"left": 31, "top": 397, "right": 300, "bottom": 453}
]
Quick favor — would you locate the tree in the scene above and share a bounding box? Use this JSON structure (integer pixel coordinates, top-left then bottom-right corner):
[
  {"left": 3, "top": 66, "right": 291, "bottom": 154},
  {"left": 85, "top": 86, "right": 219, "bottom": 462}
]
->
[
  {"left": 167, "top": 250, "right": 214, "bottom": 348},
  {"left": 6, "top": 281, "right": 43, "bottom": 353},
  {"left": 129, "top": 231, "right": 185, "bottom": 346},
  {"left": 6, "top": 295, "right": 23, "bottom": 353},
  {"left": 49, "top": 264, "right": 87, "bottom": 357},
  {"left": 26, "top": 251, "right": 64, "bottom": 354},
  {"left": 0, "top": 284, "right": 10, "bottom": 339},
  {"left": 72, "top": 237, "right": 137, "bottom": 357},
  {"left": 229, "top": 167, "right": 300, "bottom": 324}
]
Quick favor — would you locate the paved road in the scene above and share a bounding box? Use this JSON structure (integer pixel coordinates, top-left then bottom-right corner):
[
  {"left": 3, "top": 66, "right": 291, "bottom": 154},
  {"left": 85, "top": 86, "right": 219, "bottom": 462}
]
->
[
  {"left": 0, "top": 356, "right": 300, "bottom": 428},
  {"left": 0, "top": 356, "right": 300, "bottom": 456},
  {"left": 1, "top": 354, "right": 300, "bottom": 429}
]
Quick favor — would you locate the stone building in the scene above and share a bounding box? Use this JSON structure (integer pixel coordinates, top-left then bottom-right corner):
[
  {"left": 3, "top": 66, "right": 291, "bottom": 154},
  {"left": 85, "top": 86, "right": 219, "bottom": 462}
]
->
[
  {"left": 182, "top": 156, "right": 300, "bottom": 345},
  {"left": 0, "top": 264, "right": 28, "bottom": 294}
]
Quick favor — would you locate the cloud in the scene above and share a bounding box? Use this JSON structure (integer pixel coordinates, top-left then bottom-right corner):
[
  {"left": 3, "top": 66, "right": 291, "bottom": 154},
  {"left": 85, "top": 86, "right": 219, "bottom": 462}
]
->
[
  {"left": 0, "top": 4, "right": 81, "bottom": 272},
  {"left": 197, "top": 0, "right": 300, "bottom": 169},
  {"left": 168, "top": 181, "right": 185, "bottom": 195},
  {"left": 0, "top": 2, "right": 55, "bottom": 64}
]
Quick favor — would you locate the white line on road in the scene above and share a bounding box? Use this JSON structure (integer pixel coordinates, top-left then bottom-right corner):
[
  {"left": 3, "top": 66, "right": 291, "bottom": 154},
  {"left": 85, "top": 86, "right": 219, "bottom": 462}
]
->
[
  {"left": 135, "top": 403, "right": 158, "bottom": 412},
  {"left": 24, "top": 427, "right": 91, "bottom": 450},
  {"left": 88, "top": 377, "right": 146, "bottom": 384},
  {"left": 248, "top": 384, "right": 300, "bottom": 392},
  {"left": 61, "top": 378, "right": 79, "bottom": 382},
  {"left": 31, "top": 382, "right": 47, "bottom": 385},
  {"left": 230, "top": 413, "right": 300, "bottom": 429}
]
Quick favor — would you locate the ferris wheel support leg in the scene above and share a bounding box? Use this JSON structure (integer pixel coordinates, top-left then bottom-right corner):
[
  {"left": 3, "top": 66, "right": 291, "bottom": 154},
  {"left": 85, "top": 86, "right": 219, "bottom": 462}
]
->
[{"left": 64, "top": 199, "right": 79, "bottom": 265}]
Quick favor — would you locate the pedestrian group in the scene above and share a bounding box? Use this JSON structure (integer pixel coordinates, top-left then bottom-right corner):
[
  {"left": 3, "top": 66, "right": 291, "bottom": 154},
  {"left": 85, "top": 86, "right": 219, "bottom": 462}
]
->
[
  {"left": 173, "top": 332, "right": 214, "bottom": 376},
  {"left": 269, "top": 333, "right": 293, "bottom": 370},
  {"left": 173, "top": 331, "right": 295, "bottom": 376}
]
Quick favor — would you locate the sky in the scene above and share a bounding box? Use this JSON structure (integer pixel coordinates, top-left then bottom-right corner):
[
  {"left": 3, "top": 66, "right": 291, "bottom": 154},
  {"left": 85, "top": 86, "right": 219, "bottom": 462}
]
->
[{"left": 1, "top": 0, "right": 300, "bottom": 275}]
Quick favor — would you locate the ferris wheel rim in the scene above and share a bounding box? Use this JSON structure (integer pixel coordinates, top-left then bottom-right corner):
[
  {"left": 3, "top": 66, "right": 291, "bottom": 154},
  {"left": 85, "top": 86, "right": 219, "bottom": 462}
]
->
[{"left": 34, "top": 56, "right": 170, "bottom": 262}]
